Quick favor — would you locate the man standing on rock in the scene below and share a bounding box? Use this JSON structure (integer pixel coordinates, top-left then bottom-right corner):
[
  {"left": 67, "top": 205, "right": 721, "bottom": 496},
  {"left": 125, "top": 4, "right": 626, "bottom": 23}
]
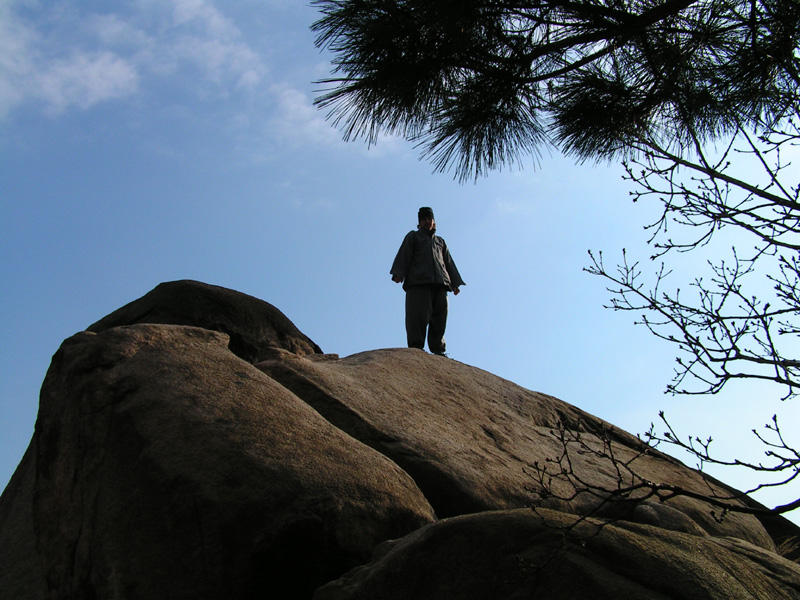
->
[{"left": 391, "top": 207, "right": 465, "bottom": 356}]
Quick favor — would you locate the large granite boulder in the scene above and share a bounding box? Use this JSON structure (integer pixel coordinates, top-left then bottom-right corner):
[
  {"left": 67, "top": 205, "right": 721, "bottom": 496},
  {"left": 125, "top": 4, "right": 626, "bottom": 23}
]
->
[
  {"left": 87, "top": 279, "right": 322, "bottom": 361},
  {"left": 0, "top": 446, "right": 47, "bottom": 600},
  {"left": 315, "top": 509, "right": 800, "bottom": 600},
  {"left": 32, "top": 324, "right": 433, "bottom": 600},
  {"left": 1, "top": 281, "right": 797, "bottom": 600},
  {"left": 255, "top": 348, "right": 774, "bottom": 546}
]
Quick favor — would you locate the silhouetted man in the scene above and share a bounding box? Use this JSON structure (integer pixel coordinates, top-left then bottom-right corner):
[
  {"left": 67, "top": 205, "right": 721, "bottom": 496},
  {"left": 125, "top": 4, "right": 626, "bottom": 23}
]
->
[{"left": 390, "top": 207, "right": 465, "bottom": 355}]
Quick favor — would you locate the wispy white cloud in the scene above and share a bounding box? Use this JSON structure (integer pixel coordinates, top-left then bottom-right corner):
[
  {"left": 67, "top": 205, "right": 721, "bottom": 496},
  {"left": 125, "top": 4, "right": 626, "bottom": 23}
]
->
[
  {"left": 0, "top": 0, "right": 408, "bottom": 160},
  {"left": 265, "top": 82, "right": 415, "bottom": 161},
  {"left": 0, "top": 4, "right": 36, "bottom": 116},
  {"left": 0, "top": 0, "right": 266, "bottom": 117},
  {"left": 34, "top": 51, "right": 139, "bottom": 114},
  {"left": 268, "top": 83, "right": 341, "bottom": 146},
  {"left": 170, "top": 0, "right": 241, "bottom": 38}
]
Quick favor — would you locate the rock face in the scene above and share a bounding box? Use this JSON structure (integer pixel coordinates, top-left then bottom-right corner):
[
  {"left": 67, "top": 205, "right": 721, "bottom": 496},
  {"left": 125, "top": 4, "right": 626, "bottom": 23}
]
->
[
  {"left": 87, "top": 279, "right": 322, "bottom": 361},
  {"left": 0, "top": 446, "right": 47, "bottom": 600},
  {"left": 1, "top": 280, "right": 799, "bottom": 600},
  {"left": 254, "top": 348, "right": 773, "bottom": 545},
  {"left": 34, "top": 324, "right": 433, "bottom": 600},
  {"left": 316, "top": 509, "right": 800, "bottom": 600}
]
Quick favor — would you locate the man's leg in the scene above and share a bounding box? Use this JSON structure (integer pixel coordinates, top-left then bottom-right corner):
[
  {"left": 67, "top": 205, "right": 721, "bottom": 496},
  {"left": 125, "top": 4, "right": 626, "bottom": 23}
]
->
[
  {"left": 405, "top": 286, "right": 432, "bottom": 349},
  {"left": 427, "top": 287, "right": 449, "bottom": 355}
]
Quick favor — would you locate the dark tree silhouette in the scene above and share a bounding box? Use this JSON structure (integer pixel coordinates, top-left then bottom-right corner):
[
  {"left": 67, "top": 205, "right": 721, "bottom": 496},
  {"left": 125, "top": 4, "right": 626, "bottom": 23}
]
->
[
  {"left": 584, "top": 118, "right": 799, "bottom": 516},
  {"left": 588, "top": 122, "right": 799, "bottom": 400},
  {"left": 312, "top": 0, "right": 799, "bottom": 179}
]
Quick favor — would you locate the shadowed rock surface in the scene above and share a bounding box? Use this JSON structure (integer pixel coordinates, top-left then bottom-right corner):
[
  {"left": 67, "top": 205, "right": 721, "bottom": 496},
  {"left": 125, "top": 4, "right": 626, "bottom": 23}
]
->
[
  {"left": 87, "top": 279, "right": 322, "bottom": 361},
  {"left": 315, "top": 509, "right": 800, "bottom": 600},
  {"left": 33, "top": 324, "right": 433, "bottom": 600},
  {"left": 1, "top": 281, "right": 798, "bottom": 600},
  {"left": 255, "top": 347, "right": 774, "bottom": 545},
  {"left": 0, "top": 446, "right": 46, "bottom": 600}
]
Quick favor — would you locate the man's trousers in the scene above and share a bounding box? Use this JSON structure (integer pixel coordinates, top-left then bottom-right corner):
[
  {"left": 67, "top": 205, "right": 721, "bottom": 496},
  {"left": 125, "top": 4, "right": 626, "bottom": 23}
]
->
[{"left": 405, "top": 285, "right": 448, "bottom": 354}]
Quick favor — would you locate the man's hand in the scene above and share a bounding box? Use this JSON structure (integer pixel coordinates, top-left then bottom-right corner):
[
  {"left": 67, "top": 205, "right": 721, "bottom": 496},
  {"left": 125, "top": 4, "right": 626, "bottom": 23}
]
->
[{"left": 392, "top": 275, "right": 403, "bottom": 283}]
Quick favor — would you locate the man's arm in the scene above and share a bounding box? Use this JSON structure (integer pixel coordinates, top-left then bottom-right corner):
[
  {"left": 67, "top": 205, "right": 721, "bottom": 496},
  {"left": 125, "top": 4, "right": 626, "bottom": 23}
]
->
[
  {"left": 442, "top": 243, "right": 465, "bottom": 291},
  {"left": 390, "top": 231, "right": 414, "bottom": 284}
]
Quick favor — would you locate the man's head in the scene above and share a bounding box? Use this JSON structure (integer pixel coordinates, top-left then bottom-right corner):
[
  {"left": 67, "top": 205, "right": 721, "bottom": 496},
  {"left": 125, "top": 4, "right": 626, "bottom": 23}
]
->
[{"left": 418, "top": 206, "right": 435, "bottom": 231}]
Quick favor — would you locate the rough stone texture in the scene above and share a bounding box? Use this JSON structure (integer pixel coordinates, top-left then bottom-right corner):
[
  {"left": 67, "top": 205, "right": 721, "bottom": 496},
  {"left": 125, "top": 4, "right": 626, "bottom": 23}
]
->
[
  {"left": 314, "top": 509, "right": 800, "bottom": 600},
  {"left": 255, "top": 348, "right": 774, "bottom": 547},
  {"left": 0, "top": 446, "right": 47, "bottom": 600},
  {"left": 32, "top": 325, "right": 434, "bottom": 600},
  {"left": 2, "top": 281, "right": 798, "bottom": 600},
  {"left": 739, "top": 495, "right": 800, "bottom": 564},
  {"left": 87, "top": 279, "right": 322, "bottom": 361}
]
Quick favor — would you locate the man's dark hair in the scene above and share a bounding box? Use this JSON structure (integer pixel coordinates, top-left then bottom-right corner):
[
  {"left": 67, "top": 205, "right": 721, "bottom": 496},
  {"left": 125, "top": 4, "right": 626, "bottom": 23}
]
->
[{"left": 418, "top": 207, "right": 434, "bottom": 221}]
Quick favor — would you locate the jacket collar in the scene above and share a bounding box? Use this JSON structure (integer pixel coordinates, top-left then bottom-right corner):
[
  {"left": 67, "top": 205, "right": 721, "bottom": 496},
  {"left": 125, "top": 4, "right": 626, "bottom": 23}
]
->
[{"left": 418, "top": 226, "right": 436, "bottom": 237}]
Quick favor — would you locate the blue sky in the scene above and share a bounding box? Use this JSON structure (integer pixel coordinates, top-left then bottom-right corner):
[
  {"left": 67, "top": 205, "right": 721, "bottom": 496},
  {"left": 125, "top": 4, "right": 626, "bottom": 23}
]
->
[{"left": 2, "top": 0, "right": 797, "bottom": 523}]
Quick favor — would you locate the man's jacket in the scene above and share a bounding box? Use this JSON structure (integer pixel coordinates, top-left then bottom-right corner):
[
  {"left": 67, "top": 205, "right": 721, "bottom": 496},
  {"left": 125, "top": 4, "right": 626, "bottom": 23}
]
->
[{"left": 390, "top": 228, "right": 465, "bottom": 292}]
